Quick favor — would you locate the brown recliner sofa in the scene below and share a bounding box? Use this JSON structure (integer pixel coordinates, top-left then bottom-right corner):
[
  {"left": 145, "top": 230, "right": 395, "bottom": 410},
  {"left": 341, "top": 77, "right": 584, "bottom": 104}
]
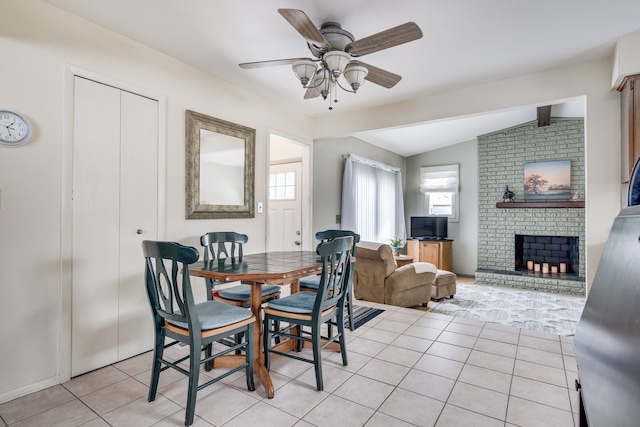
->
[{"left": 354, "top": 241, "right": 437, "bottom": 307}]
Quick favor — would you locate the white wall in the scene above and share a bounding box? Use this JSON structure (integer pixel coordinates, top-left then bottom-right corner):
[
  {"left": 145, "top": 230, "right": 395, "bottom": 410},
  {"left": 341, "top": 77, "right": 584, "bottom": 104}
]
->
[
  {"left": 0, "top": 1, "right": 314, "bottom": 402},
  {"left": 270, "top": 135, "right": 308, "bottom": 162},
  {"left": 405, "top": 140, "right": 478, "bottom": 276},
  {"left": 612, "top": 29, "right": 640, "bottom": 88}
]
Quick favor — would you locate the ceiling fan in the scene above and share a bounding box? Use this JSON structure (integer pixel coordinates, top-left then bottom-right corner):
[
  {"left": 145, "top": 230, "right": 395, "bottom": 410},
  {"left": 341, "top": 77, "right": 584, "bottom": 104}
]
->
[{"left": 239, "top": 9, "right": 423, "bottom": 108}]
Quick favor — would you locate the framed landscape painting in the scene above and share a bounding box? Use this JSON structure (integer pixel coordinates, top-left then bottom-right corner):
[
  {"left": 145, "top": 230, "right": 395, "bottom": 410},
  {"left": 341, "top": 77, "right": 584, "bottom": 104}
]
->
[{"left": 523, "top": 160, "right": 571, "bottom": 200}]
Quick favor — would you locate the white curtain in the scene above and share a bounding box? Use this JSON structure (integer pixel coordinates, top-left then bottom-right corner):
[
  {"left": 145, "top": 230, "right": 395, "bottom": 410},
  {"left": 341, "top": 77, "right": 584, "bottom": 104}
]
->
[{"left": 341, "top": 154, "right": 406, "bottom": 242}]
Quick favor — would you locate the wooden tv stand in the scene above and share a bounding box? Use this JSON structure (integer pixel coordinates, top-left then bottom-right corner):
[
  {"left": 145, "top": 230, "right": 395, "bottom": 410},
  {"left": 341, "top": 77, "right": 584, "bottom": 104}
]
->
[{"left": 406, "top": 239, "right": 453, "bottom": 271}]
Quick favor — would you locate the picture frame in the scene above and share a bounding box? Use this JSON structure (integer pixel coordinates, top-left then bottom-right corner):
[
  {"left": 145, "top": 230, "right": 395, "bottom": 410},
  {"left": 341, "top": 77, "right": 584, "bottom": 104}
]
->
[{"left": 523, "top": 160, "right": 571, "bottom": 201}]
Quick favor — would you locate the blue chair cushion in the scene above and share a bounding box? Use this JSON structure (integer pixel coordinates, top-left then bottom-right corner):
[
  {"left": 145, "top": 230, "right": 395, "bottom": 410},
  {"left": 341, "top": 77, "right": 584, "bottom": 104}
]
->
[
  {"left": 266, "top": 291, "right": 318, "bottom": 314},
  {"left": 300, "top": 269, "right": 350, "bottom": 291},
  {"left": 218, "top": 283, "right": 281, "bottom": 301},
  {"left": 167, "top": 301, "right": 252, "bottom": 330},
  {"left": 299, "top": 274, "right": 320, "bottom": 290}
]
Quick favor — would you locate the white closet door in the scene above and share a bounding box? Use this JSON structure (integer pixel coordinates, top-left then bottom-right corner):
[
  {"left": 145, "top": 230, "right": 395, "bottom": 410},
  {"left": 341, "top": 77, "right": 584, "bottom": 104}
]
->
[
  {"left": 71, "top": 77, "right": 158, "bottom": 376},
  {"left": 72, "top": 78, "right": 121, "bottom": 376},
  {"left": 118, "top": 91, "right": 158, "bottom": 360}
]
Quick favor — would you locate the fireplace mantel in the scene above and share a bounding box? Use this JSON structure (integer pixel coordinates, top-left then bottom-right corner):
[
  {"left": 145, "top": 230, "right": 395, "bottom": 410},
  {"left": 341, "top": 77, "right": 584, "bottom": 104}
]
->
[{"left": 496, "top": 201, "right": 584, "bottom": 208}]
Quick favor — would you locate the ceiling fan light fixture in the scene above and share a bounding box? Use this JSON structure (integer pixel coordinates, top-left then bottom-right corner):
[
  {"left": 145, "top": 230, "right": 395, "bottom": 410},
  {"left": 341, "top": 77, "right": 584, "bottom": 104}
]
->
[
  {"left": 322, "top": 50, "right": 351, "bottom": 78},
  {"left": 343, "top": 64, "right": 368, "bottom": 92},
  {"left": 240, "top": 9, "right": 422, "bottom": 110},
  {"left": 292, "top": 59, "right": 318, "bottom": 87}
]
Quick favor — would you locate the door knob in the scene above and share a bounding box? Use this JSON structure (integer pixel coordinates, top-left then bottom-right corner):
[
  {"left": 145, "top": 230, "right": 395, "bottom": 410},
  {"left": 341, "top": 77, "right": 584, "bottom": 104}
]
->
[
  {"left": 136, "top": 229, "right": 143, "bottom": 235},
  {"left": 294, "top": 241, "right": 301, "bottom": 246}
]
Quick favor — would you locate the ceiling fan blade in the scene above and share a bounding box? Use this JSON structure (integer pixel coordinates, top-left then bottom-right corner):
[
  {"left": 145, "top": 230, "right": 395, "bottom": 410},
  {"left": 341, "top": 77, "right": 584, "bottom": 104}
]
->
[
  {"left": 239, "top": 58, "right": 313, "bottom": 69},
  {"left": 278, "top": 9, "right": 329, "bottom": 48},
  {"left": 351, "top": 61, "right": 402, "bottom": 88},
  {"left": 346, "top": 22, "right": 423, "bottom": 57},
  {"left": 304, "top": 87, "right": 320, "bottom": 99}
]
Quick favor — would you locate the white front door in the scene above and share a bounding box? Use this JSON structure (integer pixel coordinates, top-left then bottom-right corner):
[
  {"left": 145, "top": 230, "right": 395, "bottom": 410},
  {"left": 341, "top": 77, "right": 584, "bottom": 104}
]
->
[
  {"left": 71, "top": 76, "right": 158, "bottom": 376},
  {"left": 268, "top": 162, "right": 303, "bottom": 252}
]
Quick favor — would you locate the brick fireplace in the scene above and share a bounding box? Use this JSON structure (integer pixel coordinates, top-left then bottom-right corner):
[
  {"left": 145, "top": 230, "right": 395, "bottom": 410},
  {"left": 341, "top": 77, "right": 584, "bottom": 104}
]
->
[{"left": 476, "top": 118, "right": 586, "bottom": 295}]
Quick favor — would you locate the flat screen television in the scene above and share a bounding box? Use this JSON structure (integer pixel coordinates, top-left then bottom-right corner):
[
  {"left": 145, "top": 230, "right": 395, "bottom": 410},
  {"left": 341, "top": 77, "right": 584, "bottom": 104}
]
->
[{"left": 410, "top": 216, "right": 448, "bottom": 240}]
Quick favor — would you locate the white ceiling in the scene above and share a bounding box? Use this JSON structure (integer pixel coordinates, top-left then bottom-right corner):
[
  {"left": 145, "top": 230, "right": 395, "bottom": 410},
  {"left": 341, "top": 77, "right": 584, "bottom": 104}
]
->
[{"left": 43, "top": 0, "right": 640, "bottom": 155}]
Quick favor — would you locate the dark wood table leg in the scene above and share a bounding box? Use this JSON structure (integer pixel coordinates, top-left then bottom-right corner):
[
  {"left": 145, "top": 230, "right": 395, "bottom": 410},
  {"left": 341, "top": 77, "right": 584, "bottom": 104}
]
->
[
  {"left": 290, "top": 278, "right": 300, "bottom": 294},
  {"left": 249, "top": 281, "right": 275, "bottom": 398},
  {"left": 254, "top": 359, "right": 273, "bottom": 398}
]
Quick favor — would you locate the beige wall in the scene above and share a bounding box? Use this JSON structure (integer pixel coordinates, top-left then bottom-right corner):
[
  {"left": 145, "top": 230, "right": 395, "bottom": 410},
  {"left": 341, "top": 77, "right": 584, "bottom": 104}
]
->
[
  {"left": 0, "top": 1, "right": 314, "bottom": 401},
  {"left": 0, "top": 0, "right": 635, "bottom": 403}
]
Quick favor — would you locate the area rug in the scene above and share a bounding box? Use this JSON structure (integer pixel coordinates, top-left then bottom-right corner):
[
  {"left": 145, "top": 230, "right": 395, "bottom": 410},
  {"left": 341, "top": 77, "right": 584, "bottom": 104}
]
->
[
  {"left": 349, "top": 305, "right": 384, "bottom": 330},
  {"left": 426, "top": 283, "right": 585, "bottom": 336}
]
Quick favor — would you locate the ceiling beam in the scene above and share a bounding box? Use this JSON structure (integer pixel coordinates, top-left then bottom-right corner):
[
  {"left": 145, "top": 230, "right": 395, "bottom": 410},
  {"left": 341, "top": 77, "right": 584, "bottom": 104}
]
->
[{"left": 537, "top": 105, "right": 552, "bottom": 127}]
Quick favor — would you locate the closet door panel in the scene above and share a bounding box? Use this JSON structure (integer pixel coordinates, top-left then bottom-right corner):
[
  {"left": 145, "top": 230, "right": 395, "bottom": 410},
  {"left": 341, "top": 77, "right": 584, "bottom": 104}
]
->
[
  {"left": 118, "top": 91, "right": 158, "bottom": 359},
  {"left": 72, "top": 77, "right": 121, "bottom": 376}
]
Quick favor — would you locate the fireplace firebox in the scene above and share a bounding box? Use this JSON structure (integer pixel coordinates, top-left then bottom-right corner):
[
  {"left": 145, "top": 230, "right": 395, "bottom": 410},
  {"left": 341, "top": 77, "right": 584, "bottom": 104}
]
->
[{"left": 515, "top": 234, "right": 579, "bottom": 275}]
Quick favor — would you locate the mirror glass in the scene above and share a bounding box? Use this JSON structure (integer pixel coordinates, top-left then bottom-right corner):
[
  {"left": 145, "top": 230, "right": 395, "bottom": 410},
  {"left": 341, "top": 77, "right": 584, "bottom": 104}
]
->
[
  {"left": 186, "top": 110, "right": 255, "bottom": 219},
  {"left": 199, "top": 129, "right": 245, "bottom": 206}
]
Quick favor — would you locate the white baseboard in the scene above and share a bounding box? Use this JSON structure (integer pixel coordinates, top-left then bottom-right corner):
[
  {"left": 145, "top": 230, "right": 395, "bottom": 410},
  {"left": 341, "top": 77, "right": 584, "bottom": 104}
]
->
[{"left": 0, "top": 376, "right": 61, "bottom": 405}]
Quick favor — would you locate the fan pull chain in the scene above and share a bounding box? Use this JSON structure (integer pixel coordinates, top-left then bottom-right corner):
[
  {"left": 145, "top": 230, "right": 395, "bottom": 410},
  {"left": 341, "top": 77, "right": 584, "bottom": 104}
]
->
[{"left": 329, "top": 84, "right": 338, "bottom": 110}]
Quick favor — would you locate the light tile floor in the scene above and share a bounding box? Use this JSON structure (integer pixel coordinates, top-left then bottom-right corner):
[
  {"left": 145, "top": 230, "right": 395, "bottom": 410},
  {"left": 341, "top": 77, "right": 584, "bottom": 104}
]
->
[{"left": 0, "top": 300, "right": 579, "bottom": 427}]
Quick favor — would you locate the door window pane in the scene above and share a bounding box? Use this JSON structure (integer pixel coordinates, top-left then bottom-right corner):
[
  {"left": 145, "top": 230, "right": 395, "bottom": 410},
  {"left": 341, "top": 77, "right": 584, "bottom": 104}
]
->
[{"left": 270, "top": 171, "right": 296, "bottom": 200}]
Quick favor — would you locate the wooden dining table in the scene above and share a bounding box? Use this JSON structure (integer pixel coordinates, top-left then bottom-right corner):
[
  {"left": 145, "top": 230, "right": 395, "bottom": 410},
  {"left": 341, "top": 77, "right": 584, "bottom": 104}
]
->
[{"left": 188, "top": 250, "right": 323, "bottom": 398}]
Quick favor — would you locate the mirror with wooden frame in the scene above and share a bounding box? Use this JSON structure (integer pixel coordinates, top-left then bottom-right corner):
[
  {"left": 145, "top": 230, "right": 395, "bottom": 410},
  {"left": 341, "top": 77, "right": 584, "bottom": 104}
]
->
[{"left": 185, "top": 110, "right": 255, "bottom": 219}]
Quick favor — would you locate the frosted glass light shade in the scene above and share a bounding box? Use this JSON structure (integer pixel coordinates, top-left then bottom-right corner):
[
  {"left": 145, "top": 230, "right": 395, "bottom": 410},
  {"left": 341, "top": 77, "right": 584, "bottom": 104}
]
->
[
  {"left": 343, "top": 65, "right": 368, "bottom": 91},
  {"left": 312, "top": 68, "right": 334, "bottom": 100},
  {"left": 323, "top": 51, "right": 351, "bottom": 77},
  {"left": 292, "top": 60, "right": 318, "bottom": 87}
]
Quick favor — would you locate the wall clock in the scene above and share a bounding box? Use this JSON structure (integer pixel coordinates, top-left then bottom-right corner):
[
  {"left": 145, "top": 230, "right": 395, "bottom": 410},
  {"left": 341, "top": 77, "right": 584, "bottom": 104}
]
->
[{"left": 0, "top": 110, "right": 32, "bottom": 147}]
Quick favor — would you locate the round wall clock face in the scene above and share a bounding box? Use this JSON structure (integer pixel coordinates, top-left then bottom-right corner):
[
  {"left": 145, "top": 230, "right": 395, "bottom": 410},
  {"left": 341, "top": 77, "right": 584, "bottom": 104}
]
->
[{"left": 0, "top": 110, "right": 32, "bottom": 147}]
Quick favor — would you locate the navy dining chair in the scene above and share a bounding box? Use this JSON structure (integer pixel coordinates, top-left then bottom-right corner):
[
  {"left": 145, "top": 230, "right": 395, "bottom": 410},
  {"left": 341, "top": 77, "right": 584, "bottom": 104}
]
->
[
  {"left": 263, "top": 236, "right": 353, "bottom": 391},
  {"left": 142, "top": 240, "right": 255, "bottom": 426},
  {"left": 299, "top": 229, "right": 360, "bottom": 330}
]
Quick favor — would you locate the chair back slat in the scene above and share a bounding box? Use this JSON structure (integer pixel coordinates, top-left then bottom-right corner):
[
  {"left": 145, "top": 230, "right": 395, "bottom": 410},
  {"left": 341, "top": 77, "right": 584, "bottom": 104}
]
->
[
  {"left": 312, "top": 230, "right": 359, "bottom": 310},
  {"left": 315, "top": 229, "right": 360, "bottom": 256},
  {"left": 201, "top": 231, "right": 248, "bottom": 261},
  {"left": 200, "top": 232, "right": 249, "bottom": 300},
  {"left": 143, "top": 240, "right": 200, "bottom": 330},
  {"left": 315, "top": 236, "right": 353, "bottom": 312}
]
